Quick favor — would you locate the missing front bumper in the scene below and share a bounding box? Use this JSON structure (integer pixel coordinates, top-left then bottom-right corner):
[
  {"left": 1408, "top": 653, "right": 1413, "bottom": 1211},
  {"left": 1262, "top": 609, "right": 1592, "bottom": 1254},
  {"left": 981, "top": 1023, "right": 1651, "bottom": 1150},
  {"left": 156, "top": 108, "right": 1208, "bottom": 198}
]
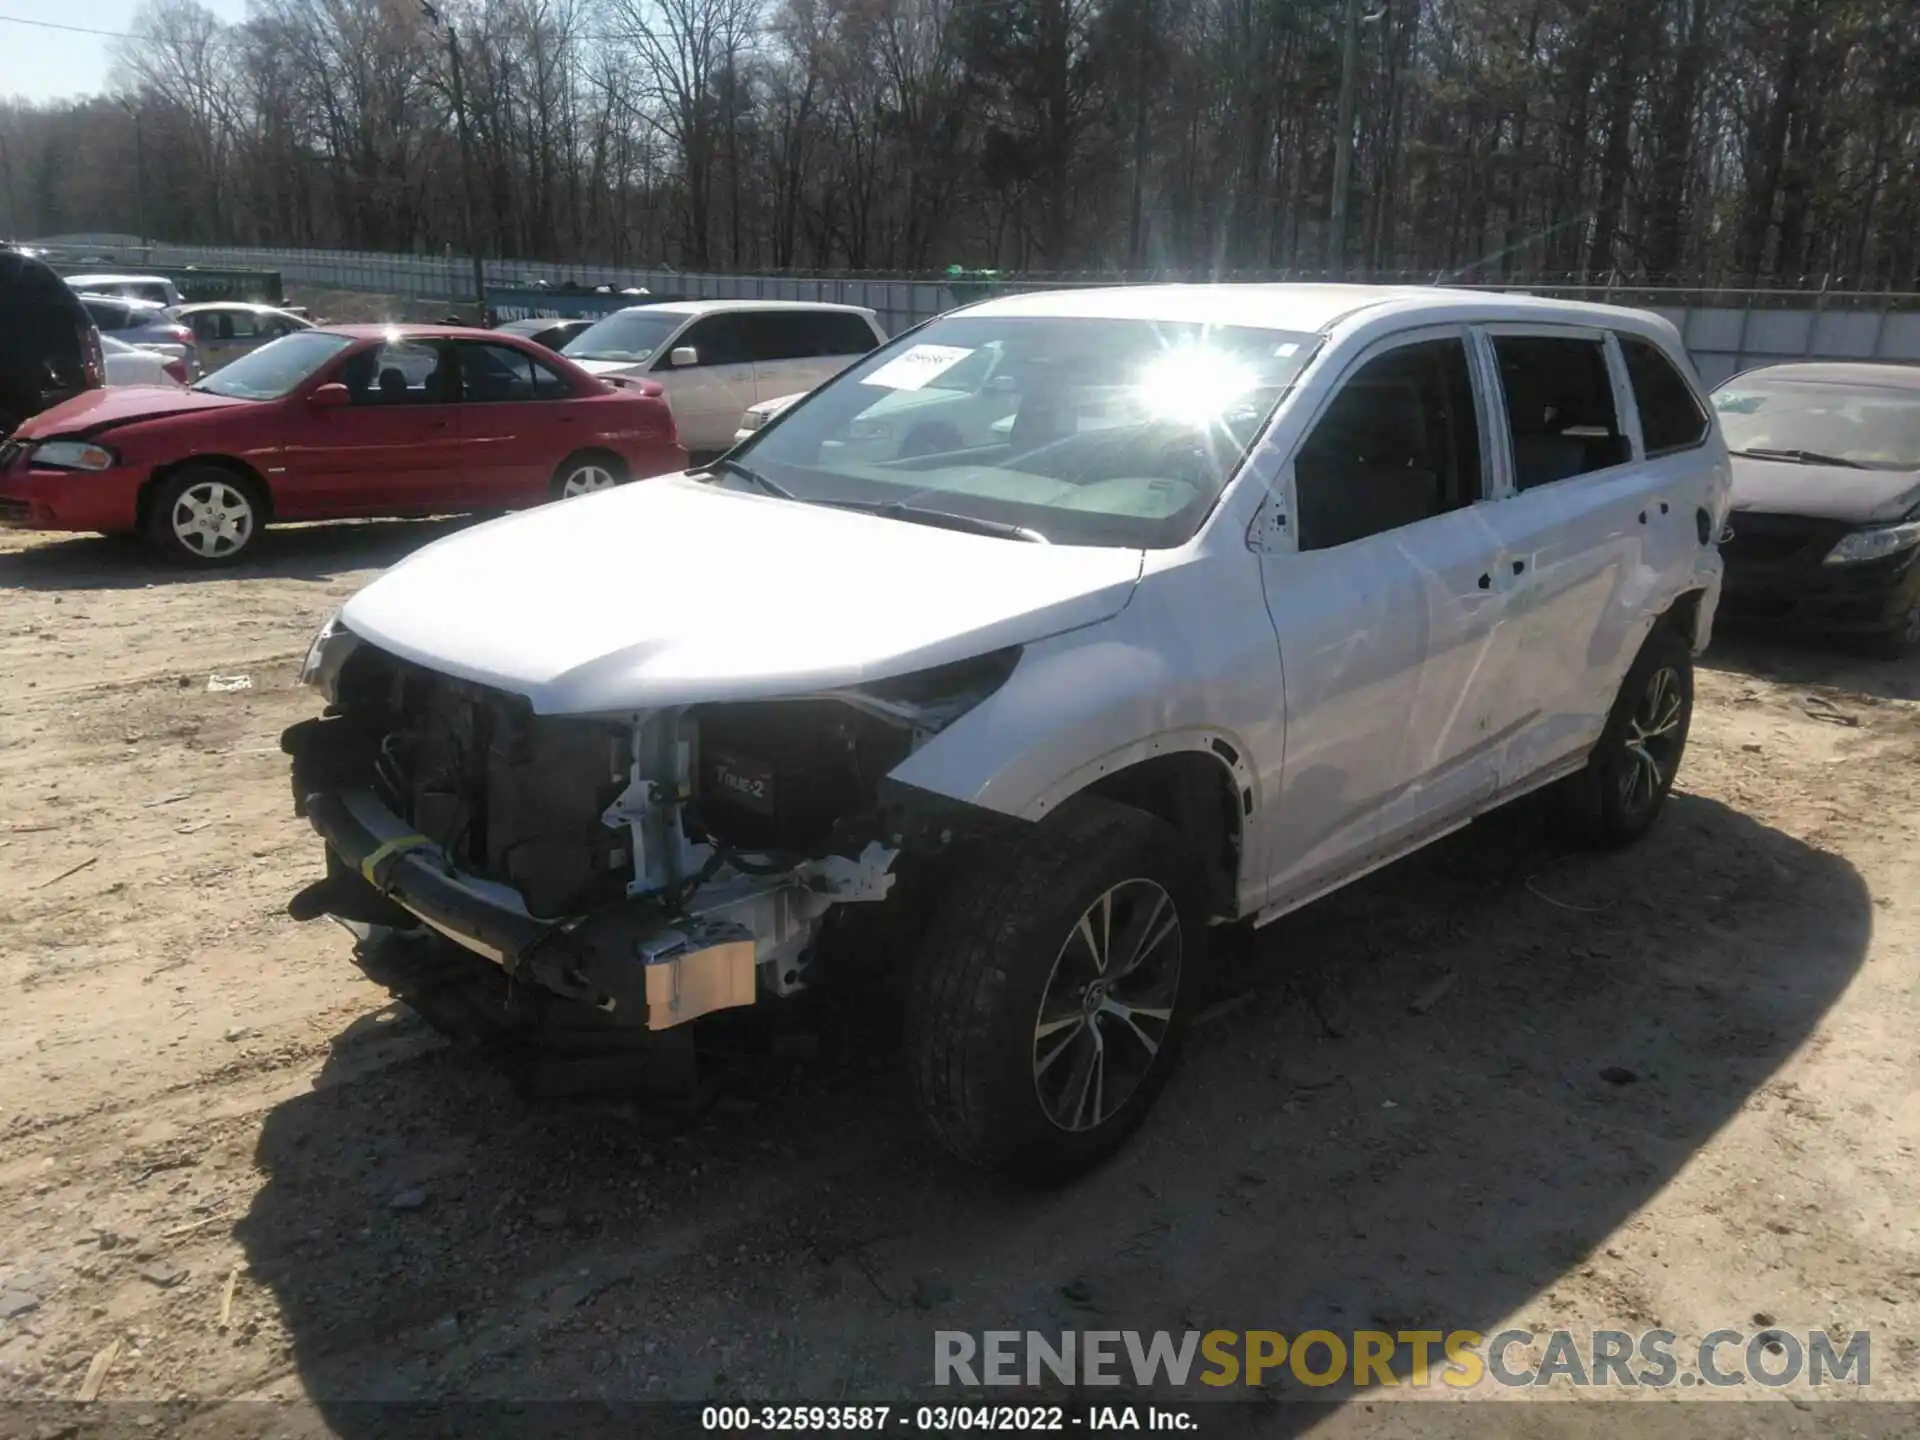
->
[{"left": 295, "top": 784, "right": 758, "bottom": 1032}]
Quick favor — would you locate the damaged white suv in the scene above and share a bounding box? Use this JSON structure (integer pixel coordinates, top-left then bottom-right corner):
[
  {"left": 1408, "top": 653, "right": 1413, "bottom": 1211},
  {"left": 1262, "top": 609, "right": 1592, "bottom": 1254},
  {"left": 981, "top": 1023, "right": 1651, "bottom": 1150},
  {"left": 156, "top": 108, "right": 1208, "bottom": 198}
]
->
[{"left": 285, "top": 284, "right": 1727, "bottom": 1178}]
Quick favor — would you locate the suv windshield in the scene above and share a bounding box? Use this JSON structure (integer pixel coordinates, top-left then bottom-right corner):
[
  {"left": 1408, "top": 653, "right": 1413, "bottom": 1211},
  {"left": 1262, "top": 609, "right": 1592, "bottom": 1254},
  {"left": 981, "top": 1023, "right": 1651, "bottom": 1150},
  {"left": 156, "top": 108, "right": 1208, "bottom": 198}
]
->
[
  {"left": 1714, "top": 380, "right": 1920, "bottom": 471},
  {"left": 191, "top": 331, "right": 354, "bottom": 400},
  {"left": 734, "top": 314, "right": 1318, "bottom": 547},
  {"left": 562, "top": 311, "right": 682, "bottom": 363}
]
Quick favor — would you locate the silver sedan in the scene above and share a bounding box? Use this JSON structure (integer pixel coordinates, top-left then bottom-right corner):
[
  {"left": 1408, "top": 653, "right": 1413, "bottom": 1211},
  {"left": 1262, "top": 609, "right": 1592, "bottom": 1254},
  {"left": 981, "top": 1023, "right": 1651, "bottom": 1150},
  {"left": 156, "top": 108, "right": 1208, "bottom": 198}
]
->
[
  {"left": 176, "top": 302, "right": 313, "bottom": 373},
  {"left": 75, "top": 293, "right": 199, "bottom": 373}
]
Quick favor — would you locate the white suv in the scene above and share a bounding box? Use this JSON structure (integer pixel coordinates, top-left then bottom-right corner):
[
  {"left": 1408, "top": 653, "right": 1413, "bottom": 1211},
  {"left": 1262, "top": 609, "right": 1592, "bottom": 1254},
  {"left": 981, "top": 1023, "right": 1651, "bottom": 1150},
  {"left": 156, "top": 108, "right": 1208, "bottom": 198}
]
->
[
  {"left": 286, "top": 284, "right": 1727, "bottom": 1180},
  {"left": 559, "top": 299, "right": 885, "bottom": 453}
]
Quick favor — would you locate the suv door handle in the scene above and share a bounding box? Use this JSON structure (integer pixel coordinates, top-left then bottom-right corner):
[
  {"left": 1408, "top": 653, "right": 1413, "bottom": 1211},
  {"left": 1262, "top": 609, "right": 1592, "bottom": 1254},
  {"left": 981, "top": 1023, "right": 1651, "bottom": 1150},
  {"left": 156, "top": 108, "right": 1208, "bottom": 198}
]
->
[
  {"left": 1511, "top": 558, "right": 1527, "bottom": 576},
  {"left": 1478, "top": 572, "right": 1492, "bottom": 590}
]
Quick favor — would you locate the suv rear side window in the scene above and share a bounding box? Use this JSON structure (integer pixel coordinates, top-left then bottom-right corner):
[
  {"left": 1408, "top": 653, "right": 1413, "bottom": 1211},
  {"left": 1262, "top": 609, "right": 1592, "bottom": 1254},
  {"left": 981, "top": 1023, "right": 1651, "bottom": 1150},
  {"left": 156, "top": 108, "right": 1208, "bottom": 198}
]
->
[
  {"left": 811, "top": 312, "right": 879, "bottom": 355},
  {"left": 1492, "top": 335, "right": 1629, "bottom": 489},
  {"left": 742, "top": 310, "right": 878, "bottom": 361},
  {"left": 1294, "top": 337, "right": 1484, "bottom": 551},
  {"left": 1619, "top": 336, "right": 1709, "bottom": 456}
]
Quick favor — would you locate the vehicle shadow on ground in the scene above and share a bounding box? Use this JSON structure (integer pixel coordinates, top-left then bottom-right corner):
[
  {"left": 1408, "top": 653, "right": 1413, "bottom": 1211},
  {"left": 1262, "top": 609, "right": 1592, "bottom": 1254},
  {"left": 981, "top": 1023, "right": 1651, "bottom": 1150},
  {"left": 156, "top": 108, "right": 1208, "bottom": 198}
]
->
[
  {"left": 1706, "top": 622, "right": 1919, "bottom": 704},
  {"left": 0, "top": 516, "right": 479, "bottom": 592},
  {"left": 227, "top": 792, "right": 1867, "bottom": 1436}
]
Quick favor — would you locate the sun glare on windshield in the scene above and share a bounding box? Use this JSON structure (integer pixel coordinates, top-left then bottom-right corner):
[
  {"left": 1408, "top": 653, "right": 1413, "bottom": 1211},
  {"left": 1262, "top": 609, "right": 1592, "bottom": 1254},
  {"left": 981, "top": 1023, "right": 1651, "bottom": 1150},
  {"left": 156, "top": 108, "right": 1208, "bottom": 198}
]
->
[{"left": 1134, "top": 345, "right": 1260, "bottom": 427}]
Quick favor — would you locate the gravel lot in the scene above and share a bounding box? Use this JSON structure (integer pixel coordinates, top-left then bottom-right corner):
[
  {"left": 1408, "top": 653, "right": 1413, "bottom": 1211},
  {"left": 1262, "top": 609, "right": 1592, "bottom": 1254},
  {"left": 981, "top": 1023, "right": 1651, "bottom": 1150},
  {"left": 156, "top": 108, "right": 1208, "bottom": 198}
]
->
[{"left": 2, "top": 519, "right": 1918, "bottom": 1436}]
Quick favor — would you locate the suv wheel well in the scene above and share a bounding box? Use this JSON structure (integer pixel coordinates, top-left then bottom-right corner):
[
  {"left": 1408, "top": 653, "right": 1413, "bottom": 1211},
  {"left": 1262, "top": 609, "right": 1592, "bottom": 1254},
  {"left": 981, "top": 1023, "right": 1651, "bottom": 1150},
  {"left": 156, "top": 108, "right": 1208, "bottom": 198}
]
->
[
  {"left": 1081, "top": 751, "right": 1242, "bottom": 917},
  {"left": 1664, "top": 588, "right": 1706, "bottom": 649},
  {"left": 138, "top": 456, "right": 273, "bottom": 530},
  {"left": 557, "top": 446, "right": 628, "bottom": 475}
]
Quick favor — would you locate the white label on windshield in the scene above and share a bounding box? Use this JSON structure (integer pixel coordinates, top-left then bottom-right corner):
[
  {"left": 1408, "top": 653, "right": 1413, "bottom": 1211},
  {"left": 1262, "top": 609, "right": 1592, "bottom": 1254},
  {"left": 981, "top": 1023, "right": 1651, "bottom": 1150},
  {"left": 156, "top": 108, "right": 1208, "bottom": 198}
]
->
[{"left": 861, "top": 344, "right": 974, "bottom": 391}]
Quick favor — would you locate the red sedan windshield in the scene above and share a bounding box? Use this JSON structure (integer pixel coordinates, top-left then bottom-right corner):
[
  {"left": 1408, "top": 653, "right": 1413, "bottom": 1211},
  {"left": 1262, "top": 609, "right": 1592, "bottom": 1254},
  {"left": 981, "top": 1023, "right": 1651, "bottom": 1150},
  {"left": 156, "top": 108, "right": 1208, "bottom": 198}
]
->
[{"left": 192, "top": 332, "right": 355, "bottom": 401}]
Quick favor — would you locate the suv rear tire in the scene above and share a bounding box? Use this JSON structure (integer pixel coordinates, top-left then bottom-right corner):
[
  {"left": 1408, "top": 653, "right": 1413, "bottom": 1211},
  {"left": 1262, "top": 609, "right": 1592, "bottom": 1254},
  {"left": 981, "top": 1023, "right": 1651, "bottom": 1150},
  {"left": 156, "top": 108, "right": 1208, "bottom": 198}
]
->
[
  {"left": 1551, "top": 623, "right": 1693, "bottom": 848},
  {"left": 906, "top": 797, "right": 1205, "bottom": 1182}
]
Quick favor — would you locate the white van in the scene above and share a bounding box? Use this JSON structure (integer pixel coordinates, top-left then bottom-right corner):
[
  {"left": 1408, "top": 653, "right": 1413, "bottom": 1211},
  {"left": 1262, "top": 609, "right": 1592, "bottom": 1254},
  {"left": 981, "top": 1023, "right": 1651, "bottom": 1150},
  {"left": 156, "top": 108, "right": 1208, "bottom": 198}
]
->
[{"left": 560, "top": 300, "right": 885, "bottom": 453}]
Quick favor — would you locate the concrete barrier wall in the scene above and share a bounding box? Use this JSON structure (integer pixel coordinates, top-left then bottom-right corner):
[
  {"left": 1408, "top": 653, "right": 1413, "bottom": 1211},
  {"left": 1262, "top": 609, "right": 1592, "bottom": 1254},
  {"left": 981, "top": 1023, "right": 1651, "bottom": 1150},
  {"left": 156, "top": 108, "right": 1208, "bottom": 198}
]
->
[{"left": 1660, "top": 305, "right": 1920, "bottom": 387}]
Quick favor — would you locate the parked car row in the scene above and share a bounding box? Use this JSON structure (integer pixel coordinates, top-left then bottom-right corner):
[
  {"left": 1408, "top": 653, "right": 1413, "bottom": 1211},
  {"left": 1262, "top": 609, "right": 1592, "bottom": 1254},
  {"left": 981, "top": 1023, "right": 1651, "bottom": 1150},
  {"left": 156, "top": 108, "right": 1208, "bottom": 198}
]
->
[
  {"left": 2, "top": 252, "right": 891, "bottom": 564},
  {"left": 5, "top": 241, "right": 1918, "bottom": 659},
  {"left": 75, "top": 294, "right": 197, "bottom": 370},
  {"left": 0, "top": 323, "right": 687, "bottom": 563}
]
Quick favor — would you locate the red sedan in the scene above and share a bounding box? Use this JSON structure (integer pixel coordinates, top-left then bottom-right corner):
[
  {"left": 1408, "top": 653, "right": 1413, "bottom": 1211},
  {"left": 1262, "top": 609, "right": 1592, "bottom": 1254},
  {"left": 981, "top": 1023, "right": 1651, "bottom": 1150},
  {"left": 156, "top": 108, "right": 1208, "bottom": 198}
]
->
[{"left": 0, "top": 324, "right": 686, "bottom": 565}]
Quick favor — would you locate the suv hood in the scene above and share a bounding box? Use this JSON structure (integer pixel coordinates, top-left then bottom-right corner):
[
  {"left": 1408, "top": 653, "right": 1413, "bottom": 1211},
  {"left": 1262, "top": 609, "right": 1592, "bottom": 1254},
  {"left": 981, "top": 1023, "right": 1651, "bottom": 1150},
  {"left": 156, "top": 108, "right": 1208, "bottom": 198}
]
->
[
  {"left": 340, "top": 476, "right": 1145, "bottom": 714},
  {"left": 1729, "top": 455, "right": 1920, "bottom": 525},
  {"left": 15, "top": 385, "right": 243, "bottom": 439}
]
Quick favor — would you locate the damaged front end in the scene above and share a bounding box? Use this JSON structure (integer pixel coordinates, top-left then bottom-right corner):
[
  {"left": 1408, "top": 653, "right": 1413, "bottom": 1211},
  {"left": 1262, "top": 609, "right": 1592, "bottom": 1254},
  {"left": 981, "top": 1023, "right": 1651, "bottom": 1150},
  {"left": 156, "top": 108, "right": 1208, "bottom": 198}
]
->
[{"left": 283, "top": 615, "right": 1019, "bottom": 1031}]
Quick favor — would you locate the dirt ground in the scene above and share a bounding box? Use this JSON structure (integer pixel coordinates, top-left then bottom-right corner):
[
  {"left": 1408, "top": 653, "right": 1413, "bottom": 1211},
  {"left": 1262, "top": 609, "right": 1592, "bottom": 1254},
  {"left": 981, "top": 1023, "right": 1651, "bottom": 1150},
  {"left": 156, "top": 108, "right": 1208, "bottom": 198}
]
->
[{"left": 2, "top": 519, "right": 1918, "bottom": 1437}]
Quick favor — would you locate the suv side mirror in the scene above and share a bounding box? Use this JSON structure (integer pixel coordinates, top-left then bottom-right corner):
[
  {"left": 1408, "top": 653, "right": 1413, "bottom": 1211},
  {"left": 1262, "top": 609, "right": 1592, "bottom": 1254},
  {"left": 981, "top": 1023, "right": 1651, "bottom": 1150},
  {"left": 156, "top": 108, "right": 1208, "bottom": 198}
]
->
[
  {"left": 309, "top": 382, "right": 350, "bottom": 410},
  {"left": 669, "top": 345, "right": 698, "bottom": 369}
]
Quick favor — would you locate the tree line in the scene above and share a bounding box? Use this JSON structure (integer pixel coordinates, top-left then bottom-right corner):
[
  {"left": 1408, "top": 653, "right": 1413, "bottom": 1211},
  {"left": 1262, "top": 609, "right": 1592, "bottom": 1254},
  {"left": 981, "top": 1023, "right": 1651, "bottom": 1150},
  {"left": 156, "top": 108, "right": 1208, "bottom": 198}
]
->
[{"left": 0, "top": 0, "right": 1914, "bottom": 287}]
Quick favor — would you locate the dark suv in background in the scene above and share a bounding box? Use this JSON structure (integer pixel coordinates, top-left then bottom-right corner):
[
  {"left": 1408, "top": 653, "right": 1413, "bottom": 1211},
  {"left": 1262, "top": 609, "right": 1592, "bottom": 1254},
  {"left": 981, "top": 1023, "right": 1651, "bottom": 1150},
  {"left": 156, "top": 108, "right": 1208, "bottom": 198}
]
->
[{"left": 0, "top": 244, "right": 103, "bottom": 437}]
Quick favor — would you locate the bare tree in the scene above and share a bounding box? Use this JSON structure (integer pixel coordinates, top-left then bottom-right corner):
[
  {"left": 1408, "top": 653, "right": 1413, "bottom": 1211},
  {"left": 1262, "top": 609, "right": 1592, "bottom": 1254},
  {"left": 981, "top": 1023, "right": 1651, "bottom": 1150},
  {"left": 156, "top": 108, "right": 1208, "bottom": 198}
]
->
[{"left": 3, "top": 0, "right": 1914, "bottom": 285}]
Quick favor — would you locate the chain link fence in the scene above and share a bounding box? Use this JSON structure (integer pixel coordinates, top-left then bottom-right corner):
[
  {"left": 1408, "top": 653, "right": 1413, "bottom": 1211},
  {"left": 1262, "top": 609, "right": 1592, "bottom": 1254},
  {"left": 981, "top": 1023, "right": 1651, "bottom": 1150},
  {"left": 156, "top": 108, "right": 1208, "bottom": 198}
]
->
[{"left": 29, "top": 237, "right": 1920, "bottom": 388}]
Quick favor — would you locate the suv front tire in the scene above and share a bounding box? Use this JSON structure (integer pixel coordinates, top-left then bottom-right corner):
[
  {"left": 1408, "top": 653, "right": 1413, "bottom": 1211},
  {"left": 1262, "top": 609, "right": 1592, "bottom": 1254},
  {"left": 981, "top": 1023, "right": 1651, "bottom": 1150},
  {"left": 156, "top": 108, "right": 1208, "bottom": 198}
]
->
[{"left": 907, "top": 797, "right": 1206, "bottom": 1183}]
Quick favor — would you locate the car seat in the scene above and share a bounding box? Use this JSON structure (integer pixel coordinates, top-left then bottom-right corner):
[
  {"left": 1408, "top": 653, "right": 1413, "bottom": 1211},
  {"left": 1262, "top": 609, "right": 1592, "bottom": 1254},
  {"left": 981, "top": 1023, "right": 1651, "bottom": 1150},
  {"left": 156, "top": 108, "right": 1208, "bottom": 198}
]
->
[
  {"left": 423, "top": 355, "right": 458, "bottom": 403},
  {"left": 1501, "top": 356, "right": 1620, "bottom": 486}
]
